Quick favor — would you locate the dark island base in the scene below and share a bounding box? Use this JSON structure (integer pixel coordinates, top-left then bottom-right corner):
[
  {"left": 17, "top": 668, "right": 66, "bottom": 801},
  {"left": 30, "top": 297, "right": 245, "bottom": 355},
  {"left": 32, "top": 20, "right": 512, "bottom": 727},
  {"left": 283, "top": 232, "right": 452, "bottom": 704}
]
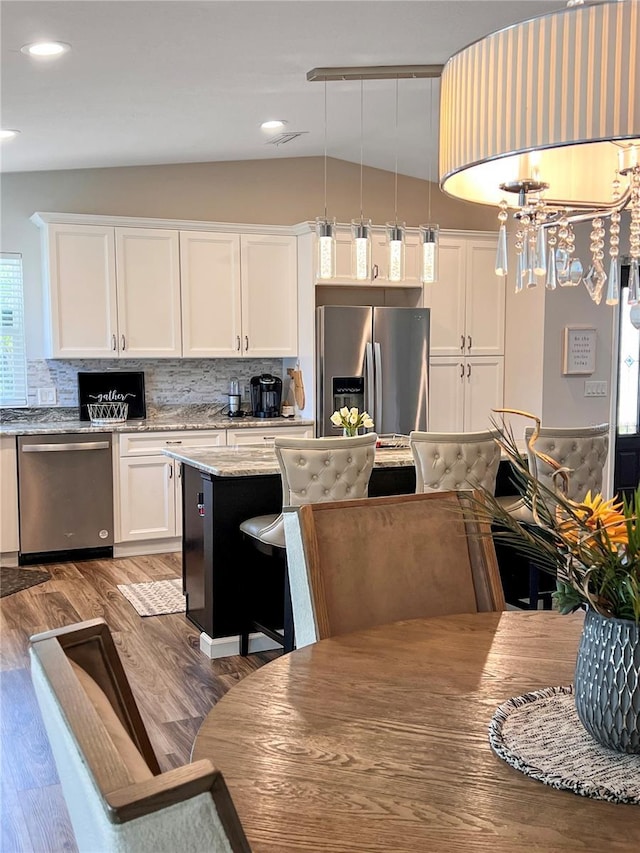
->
[{"left": 182, "top": 461, "right": 529, "bottom": 644}]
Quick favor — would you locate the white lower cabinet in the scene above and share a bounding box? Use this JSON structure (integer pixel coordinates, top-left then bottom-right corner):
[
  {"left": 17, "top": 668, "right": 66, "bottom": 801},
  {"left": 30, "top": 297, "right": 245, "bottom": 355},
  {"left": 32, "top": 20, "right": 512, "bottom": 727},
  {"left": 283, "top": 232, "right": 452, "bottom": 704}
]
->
[
  {"left": 227, "top": 425, "right": 313, "bottom": 445},
  {"left": 0, "top": 437, "right": 19, "bottom": 563},
  {"left": 116, "top": 430, "right": 225, "bottom": 544},
  {"left": 429, "top": 356, "right": 504, "bottom": 432},
  {"left": 119, "top": 456, "right": 177, "bottom": 541}
]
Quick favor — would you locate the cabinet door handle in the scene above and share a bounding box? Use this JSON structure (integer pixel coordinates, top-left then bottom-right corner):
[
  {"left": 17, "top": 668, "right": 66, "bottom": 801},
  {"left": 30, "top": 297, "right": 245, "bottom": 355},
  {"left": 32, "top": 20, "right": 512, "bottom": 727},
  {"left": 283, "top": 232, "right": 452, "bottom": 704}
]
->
[
  {"left": 467, "top": 335, "right": 472, "bottom": 352},
  {"left": 467, "top": 363, "right": 472, "bottom": 378},
  {"left": 244, "top": 335, "right": 249, "bottom": 352},
  {"left": 177, "top": 464, "right": 182, "bottom": 479},
  {"left": 169, "top": 464, "right": 173, "bottom": 479},
  {"left": 236, "top": 335, "right": 241, "bottom": 351},
  {"left": 460, "top": 363, "right": 465, "bottom": 379},
  {"left": 121, "top": 334, "right": 126, "bottom": 351},
  {"left": 460, "top": 334, "right": 465, "bottom": 352},
  {"left": 372, "top": 264, "right": 379, "bottom": 281},
  {"left": 112, "top": 334, "right": 117, "bottom": 351},
  {"left": 165, "top": 440, "right": 183, "bottom": 445}
]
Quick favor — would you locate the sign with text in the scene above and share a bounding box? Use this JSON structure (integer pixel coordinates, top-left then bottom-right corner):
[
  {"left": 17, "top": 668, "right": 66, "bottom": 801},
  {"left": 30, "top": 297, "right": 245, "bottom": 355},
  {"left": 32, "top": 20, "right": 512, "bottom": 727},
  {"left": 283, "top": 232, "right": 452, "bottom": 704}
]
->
[
  {"left": 78, "top": 371, "right": 146, "bottom": 420},
  {"left": 562, "top": 326, "right": 597, "bottom": 375}
]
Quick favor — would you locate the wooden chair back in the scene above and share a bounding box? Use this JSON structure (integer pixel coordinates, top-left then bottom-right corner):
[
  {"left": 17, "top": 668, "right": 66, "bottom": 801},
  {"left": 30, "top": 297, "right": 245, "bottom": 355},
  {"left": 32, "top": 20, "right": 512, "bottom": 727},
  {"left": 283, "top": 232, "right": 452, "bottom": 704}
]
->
[
  {"left": 284, "top": 491, "right": 505, "bottom": 647},
  {"left": 29, "top": 618, "right": 250, "bottom": 852}
]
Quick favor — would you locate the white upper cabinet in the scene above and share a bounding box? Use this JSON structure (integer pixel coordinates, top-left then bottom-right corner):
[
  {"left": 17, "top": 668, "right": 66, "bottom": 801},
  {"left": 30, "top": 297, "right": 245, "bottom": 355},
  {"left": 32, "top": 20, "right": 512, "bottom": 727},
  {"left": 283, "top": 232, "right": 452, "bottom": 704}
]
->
[
  {"left": 44, "top": 224, "right": 118, "bottom": 358},
  {"left": 115, "top": 228, "right": 181, "bottom": 358},
  {"left": 180, "top": 232, "right": 242, "bottom": 357},
  {"left": 240, "top": 234, "right": 298, "bottom": 357},
  {"left": 35, "top": 215, "right": 300, "bottom": 361},
  {"left": 426, "top": 239, "right": 466, "bottom": 357},
  {"left": 464, "top": 241, "right": 505, "bottom": 357},
  {"left": 425, "top": 233, "right": 504, "bottom": 358}
]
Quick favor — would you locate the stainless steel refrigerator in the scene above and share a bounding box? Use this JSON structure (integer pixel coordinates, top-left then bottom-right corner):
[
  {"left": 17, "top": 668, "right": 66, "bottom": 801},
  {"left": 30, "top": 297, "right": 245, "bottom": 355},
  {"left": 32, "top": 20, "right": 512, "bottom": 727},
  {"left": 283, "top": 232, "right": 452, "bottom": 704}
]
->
[{"left": 316, "top": 306, "right": 429, "bottom": 436}]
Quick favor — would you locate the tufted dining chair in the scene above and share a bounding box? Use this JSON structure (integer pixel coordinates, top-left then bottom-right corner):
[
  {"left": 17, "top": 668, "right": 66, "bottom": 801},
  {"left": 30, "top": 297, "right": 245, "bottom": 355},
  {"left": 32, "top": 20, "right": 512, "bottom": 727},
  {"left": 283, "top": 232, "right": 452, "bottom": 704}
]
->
[
  {"left": 239, "top": 433, "right": 377, "bottom": 655},
  {"left": 499, "top": 422, "right": 610, "bottom": 609},
  {"left": 30, "top": 619, "right": 250, "bottom": 853},
  {"left": 409, "top": 430, "right": 501, "bottom": 495}
]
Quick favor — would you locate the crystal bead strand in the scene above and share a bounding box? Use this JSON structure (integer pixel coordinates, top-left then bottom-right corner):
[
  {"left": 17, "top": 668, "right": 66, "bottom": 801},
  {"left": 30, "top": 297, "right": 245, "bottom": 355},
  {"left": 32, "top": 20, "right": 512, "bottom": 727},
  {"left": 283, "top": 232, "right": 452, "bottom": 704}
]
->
[
  {"left": 584, "top": 217, "right": 607, "bottom": 304},
  {"left": 567, "top": 224, "right": 583, "bottom": 285},
  {"left": 629, "top": 167, "right": 640, "bottom": 306},
  {"left": 514, "top": 227, "right": 525, "bottom": 293},
  {"left": 533, "top": 203, "right": 547, "bottom": 278},
  {"left": 545, "top": 227, "right": 558, "bottom": 290},
  {"left": 495, "top": 199, "right": 509, "bottom": 276},
  {"left": 556, "top": 214, "right": 571, "bottom": 285},
  {"left": 606, "top": 175, "right": 621, "bottom": 306}
]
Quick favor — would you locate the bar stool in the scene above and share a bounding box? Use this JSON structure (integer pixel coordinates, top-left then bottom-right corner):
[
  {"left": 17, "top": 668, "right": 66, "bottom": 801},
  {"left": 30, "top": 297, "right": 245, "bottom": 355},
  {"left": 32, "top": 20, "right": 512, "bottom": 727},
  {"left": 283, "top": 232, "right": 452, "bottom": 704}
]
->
[
  {"left": 497, "top": 423, "right": 609, "bottom": 609},
  {"left": 409, "top": 430, "right": 501, "bottom": 494},
  {"left": 238, "top": 432, "right": 377, "bottom": 656}
]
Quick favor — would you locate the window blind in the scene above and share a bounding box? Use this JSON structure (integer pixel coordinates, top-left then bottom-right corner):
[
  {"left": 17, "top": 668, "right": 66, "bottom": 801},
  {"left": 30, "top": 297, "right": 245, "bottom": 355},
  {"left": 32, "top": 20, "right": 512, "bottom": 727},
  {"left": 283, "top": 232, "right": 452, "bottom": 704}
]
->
[{"left": 0, "top": 253, "right": 27, "bottom": 407}]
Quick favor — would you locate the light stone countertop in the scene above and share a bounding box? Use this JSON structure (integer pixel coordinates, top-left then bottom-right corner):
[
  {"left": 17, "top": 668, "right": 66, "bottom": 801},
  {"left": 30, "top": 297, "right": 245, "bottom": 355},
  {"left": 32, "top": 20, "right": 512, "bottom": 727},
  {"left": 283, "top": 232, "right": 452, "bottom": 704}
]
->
[
  {"left": 0, "top": 408, "right": 314, "bottom": 437},
  {"left": 163, "top": 445, "right": 414, "bottom": 477}
]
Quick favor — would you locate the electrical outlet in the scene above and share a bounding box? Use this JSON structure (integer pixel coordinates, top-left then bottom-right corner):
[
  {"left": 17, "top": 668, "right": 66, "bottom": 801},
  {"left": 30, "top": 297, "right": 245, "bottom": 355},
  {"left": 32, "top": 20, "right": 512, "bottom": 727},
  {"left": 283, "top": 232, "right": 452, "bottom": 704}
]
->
[
  {"left": 243, "top": 384, "right": 250, "bottom": 397},
  {"left": 37, "top": 387, "right": 57, "bottom": 405},
  {"left": 584, "top": 380, "right": 607, "bottom": 398}
]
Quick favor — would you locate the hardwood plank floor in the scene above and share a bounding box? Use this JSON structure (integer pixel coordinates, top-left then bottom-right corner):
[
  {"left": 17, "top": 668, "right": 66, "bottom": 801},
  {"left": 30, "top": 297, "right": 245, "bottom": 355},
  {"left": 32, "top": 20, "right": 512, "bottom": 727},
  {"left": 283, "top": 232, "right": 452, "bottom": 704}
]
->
[{"left": 0, "top": 553, "right": 277, "bottom": 853}]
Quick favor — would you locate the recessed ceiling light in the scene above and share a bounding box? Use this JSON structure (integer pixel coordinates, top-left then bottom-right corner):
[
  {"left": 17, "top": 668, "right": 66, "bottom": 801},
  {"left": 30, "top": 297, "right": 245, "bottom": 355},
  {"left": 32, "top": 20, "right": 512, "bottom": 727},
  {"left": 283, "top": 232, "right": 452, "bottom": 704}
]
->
[
  {"left": 261, "top": 120, "right": 287, "bottom": 130},
  {"left": 0, "top": 129, "right": 20, "bottom": 140},
  {"left": 21, "top": 41, "right": 71, "bottom": 58}
]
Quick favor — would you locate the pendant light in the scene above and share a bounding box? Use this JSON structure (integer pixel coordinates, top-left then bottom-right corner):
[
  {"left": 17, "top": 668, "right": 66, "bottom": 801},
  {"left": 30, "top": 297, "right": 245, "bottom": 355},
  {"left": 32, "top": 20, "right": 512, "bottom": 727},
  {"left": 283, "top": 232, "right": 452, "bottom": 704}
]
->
[
  {"left": 316, "top": 80, "right": 336, "bottom": 280},
  {"left": 351, "top": 79, "right": 372, "bottom": 281},
  {"left": 386, "top": 77, "right": 405, "bottom": 283},
  {"left": 420, "top": 78, "right": 440, "bottom": 284}
]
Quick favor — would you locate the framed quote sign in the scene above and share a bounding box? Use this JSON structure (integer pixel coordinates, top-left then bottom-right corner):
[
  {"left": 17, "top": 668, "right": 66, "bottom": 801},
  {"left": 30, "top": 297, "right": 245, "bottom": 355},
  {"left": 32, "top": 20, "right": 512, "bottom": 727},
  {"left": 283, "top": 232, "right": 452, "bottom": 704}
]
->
[{"left": 562, "top": 326, "right": 597, "bottom": 375}]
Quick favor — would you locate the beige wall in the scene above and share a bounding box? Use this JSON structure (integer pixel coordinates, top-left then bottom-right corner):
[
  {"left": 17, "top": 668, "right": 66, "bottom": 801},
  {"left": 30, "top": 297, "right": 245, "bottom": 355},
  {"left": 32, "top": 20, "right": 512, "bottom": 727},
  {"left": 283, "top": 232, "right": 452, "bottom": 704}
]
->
[{"left": 0, "top": 155, "right": 496, "bottom": 357}]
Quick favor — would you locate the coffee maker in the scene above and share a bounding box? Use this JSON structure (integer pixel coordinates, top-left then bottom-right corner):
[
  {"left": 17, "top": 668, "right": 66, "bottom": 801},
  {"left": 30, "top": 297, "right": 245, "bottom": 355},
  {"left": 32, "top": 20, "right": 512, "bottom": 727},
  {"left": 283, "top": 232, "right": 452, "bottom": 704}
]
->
[{"left": 250, "top": 374, "right": 282, "bottom": 418}]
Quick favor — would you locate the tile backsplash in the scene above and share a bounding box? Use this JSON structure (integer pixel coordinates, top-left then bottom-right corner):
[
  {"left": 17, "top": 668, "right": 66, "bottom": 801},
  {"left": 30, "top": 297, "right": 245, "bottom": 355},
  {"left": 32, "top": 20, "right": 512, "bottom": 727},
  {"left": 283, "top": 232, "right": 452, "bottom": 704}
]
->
[{"left": 26, "top": 358, "right": 283, "bottom": 408}]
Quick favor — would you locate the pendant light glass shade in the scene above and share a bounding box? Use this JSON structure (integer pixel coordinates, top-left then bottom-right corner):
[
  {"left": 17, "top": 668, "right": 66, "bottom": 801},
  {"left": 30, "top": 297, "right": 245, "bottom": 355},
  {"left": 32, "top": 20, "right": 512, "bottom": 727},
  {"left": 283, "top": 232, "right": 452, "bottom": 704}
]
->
[
  {"left": 386, "top": 222, "right": 406, "bottom": 283},
  {"left": 351, "top": 219, "right": 372, "bottom": 281},
  {"left": 316, "top": 217, "right": 336, "bottom": 280},
  {"left": 419, "top": 224, "right": 439, "bottom": 283},
  {"left": 495, "top": 225, "right": 508, "bottom": 276}
]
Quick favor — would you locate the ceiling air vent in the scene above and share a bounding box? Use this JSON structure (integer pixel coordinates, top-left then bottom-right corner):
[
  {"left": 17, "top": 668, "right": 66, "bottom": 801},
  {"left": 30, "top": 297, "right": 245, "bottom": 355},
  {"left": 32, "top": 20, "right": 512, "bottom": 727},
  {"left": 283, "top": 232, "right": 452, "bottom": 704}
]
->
[{"left": 265, "top": 131, "right": 308, "bottom": 146}]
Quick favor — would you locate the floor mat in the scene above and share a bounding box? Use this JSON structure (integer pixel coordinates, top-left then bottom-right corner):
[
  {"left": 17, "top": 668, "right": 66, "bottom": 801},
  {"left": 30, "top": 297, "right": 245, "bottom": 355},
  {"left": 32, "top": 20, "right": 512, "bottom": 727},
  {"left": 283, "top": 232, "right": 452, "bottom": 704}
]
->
[
  {"left": 117, "top": 577, "right": 185, "bottom": 616},
  {"left": 0, "top": 567, "right": 52, "bottom": 598}
]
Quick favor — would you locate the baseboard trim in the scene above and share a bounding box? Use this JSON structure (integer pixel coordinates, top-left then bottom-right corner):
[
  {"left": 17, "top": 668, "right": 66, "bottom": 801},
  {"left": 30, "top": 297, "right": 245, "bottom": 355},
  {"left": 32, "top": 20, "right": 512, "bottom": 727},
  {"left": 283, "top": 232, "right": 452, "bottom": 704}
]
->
[
  {"left": 114, "top": 538, "right": 181, "bottom": 558},
  {"left": 0, "top": 551, "right": 19, "bottom": 568},
  {"left": 199, "top": 631, "right": 282, "bottom": 659}
]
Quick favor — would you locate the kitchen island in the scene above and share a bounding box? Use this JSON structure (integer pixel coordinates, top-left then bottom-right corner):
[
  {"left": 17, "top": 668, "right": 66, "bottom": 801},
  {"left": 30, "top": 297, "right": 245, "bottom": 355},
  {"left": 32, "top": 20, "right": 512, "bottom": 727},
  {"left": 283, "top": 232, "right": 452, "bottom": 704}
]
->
[{"left": 163, "top": 444, "right": 417, "bottom": 658}]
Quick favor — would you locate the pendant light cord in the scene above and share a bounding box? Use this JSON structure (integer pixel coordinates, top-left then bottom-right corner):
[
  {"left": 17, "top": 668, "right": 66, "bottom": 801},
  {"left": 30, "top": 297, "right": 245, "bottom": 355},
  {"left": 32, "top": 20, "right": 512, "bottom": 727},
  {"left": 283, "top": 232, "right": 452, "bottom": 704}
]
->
[
  {"left": 394, "top": 76, "right": 399, "bottom": 225},
  {"left": 323, "top": 79, "right": 328, "bottom": 221},
  {"left": 359, "top": 79, "right": 364, "bottom": 222},
  {"left": 428, "top": 79, "right": 432, "bottom": 222}
]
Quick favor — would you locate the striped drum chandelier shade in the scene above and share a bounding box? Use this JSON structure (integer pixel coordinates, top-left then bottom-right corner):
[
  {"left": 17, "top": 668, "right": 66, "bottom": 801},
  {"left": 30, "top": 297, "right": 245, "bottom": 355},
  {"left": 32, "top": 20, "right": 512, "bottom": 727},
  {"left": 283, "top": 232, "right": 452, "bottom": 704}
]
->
[{"left": 439, "top": 0, "right": 640, "bottom": 306}]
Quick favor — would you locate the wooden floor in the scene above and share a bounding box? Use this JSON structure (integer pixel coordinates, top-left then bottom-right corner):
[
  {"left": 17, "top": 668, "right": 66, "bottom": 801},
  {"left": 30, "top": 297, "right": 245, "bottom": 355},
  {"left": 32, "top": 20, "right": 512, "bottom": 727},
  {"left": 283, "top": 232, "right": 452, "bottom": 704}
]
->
[{"left": 0, "top": 553, "right": 277, "bottom": 853}]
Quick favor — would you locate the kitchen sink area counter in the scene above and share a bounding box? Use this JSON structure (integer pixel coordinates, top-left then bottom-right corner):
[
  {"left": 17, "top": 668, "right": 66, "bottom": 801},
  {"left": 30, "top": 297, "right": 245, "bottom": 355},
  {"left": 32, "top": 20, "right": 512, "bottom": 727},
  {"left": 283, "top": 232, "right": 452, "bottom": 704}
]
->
[{"left": 0, "top": 404, "right": 314, "bottom": 436}]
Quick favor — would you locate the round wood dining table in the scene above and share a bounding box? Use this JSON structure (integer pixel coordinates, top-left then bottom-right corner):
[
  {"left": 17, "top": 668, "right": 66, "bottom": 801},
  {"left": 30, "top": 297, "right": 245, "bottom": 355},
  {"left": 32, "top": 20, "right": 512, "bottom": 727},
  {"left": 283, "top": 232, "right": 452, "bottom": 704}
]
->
[{"left": 192, "top": 611, "right": 640, "bottom": 852}]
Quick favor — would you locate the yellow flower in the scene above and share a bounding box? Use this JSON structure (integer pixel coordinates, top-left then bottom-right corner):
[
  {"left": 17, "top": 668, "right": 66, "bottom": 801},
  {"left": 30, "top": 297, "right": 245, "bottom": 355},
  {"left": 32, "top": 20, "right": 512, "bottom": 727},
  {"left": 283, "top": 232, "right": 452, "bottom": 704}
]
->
[{"left": 558, "top": 491, "right": 628, "bottom": 550}]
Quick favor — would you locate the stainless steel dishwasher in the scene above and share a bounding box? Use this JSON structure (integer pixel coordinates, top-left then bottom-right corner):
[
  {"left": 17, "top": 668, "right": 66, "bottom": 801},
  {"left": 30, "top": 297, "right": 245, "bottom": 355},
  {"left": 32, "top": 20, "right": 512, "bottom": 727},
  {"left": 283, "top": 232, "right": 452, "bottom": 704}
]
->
[{"left": 18, "top": 433, "right": 114, "bottom": 558}]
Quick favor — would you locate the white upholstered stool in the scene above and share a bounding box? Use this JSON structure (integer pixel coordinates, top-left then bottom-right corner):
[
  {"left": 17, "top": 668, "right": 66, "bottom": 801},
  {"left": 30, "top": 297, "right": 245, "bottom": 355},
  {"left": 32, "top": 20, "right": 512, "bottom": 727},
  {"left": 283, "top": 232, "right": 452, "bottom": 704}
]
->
[
  {"left": 498, "top": 423, "right": 609, "bottom": 609},
  {"left": 239, "top": 432, "right": 377, "bottom": 655},
  {"left": 409, "top": 430, "right": 501, "bottom": 494}
]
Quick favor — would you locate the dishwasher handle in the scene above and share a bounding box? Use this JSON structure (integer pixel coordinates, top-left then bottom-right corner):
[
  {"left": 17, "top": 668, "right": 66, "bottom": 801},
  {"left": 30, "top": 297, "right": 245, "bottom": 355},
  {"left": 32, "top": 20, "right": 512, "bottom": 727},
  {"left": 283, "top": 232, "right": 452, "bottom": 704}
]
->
[{"left": 21, "top": 441, "right": 111, "bottom": 453}]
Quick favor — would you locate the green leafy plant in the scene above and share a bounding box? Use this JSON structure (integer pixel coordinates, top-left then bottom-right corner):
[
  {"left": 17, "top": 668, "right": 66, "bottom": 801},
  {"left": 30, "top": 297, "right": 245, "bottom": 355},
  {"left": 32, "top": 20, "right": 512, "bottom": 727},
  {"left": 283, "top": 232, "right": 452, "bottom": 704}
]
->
[{"left": 476, "top": 410, "right": 640, "bottom": 623}]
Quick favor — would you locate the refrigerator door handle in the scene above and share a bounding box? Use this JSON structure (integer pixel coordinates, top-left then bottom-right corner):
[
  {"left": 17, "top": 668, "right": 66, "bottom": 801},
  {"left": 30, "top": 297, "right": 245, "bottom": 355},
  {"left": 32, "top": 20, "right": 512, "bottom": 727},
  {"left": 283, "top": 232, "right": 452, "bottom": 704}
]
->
[
  {"left": 373, "top": 341, "right": 383, "bottom": 429},
  {"left": 365, "top": 342, "right": 375, "bottom": 415}
]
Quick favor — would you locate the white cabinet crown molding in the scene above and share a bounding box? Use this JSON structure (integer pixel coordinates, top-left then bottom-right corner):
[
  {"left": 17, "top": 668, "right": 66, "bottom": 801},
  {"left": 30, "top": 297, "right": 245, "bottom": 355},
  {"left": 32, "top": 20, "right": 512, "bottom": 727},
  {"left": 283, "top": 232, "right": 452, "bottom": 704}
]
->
[{"left": 31, "top": 212, "right": 299, "bottom": 236}]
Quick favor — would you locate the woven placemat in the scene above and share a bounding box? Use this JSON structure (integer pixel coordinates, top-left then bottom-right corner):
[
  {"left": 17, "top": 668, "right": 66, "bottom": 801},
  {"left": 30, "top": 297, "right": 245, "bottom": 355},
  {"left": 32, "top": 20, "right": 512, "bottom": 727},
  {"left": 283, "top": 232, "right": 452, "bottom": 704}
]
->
[{"left": 489, "top": 686, "right": 640, "bottom": 805}]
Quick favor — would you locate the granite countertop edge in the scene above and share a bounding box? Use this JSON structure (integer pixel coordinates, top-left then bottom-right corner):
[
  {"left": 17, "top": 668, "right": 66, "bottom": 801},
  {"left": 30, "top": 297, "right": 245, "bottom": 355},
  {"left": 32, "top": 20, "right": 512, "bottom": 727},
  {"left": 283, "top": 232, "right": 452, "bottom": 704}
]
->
[
  {"left": 0, "top": 413, "right": 315, "bottom": 437},
  {"left": 164, "top": 445, "right": 413, "bottom": 477}
]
